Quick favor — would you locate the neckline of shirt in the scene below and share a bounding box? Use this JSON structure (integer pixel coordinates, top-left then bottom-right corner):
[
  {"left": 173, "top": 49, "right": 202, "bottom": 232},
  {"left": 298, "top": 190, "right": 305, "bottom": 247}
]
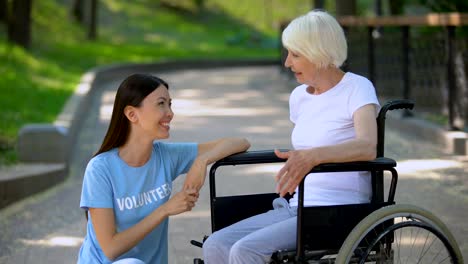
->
[
  {"left": 112, "top": 146, "right": 155, "bottom": 169},
  {"left": 304, "top": 72, "right": 351, "bottom": 98}
]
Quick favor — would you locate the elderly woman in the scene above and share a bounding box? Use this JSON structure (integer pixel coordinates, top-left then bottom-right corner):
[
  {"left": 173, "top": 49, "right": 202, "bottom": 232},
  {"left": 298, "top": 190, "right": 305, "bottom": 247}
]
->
[{"left": 202, "top": 10, "right": 380, "bottom": 264}]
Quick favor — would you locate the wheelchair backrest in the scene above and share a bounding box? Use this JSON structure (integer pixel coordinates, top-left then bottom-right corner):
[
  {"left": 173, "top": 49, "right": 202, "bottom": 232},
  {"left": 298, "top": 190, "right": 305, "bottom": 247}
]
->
[{"left": 372, "top": 99, "right": 414, "bottom": 203}]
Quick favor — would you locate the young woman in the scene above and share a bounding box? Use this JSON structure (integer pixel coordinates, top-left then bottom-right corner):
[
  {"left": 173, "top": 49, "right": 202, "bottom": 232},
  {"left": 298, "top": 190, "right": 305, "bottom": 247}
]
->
[
  {"left": 77, "top": 73, "right": 250, "bottom": 264},
  {"left": 202, "top": 10, "right": 380, "bottom": 264}
]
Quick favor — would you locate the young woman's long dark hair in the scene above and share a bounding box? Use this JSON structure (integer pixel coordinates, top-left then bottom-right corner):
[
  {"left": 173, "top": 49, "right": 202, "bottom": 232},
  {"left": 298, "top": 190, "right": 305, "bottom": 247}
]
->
[{"left": 94, "top": 73, "right": 169, "bottom": 157}]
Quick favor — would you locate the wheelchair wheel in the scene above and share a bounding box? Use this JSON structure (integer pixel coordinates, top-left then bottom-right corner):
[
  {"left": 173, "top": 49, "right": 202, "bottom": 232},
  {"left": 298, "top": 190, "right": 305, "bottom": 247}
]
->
[{"left": 335, "top": 204, "right": 463, "bottom": 264}]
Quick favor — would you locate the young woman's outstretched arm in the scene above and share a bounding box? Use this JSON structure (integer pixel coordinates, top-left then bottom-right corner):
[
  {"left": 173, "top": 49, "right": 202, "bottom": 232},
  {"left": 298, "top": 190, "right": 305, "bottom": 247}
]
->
[{"left": 183, "top": 137, "right": 251, "bottom": 191}]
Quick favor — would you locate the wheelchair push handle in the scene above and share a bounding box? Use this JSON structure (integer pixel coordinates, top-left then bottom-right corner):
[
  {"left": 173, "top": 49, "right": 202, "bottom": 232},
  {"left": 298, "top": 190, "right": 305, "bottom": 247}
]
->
[
  {"left": 387, "top": 100, "right": 414, "bottom": 111},
  {"left": 376, "top": 99, "right": 414, "bottom": 157},
  {"left": 378, "top": 99, "right": 414, "bottom": 118}
]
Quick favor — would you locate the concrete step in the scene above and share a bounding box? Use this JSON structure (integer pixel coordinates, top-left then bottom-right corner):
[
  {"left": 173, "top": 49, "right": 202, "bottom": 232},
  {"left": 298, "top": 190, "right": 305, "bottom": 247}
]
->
[{"left": 0, "top": 163, "right": 67, "bottom": 209}]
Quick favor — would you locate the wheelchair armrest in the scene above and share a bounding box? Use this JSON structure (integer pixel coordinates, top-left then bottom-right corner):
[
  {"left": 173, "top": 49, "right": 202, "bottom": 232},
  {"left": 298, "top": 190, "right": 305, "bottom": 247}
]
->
[
  {"left": 214, "top": 150, "right": 396, "bottom": 172},
  {"left": 211, "top": 150, "right": 398, "bottom": 201},
  {"left": 310, "top": 157, "right": 396, "bottom": 173},
  {"left": 215, "top": 149, "right": 290, "bottom": 165}
]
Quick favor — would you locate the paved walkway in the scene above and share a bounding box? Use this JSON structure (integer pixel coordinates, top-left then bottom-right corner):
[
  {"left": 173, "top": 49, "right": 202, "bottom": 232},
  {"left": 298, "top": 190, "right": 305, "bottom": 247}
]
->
[{"left": 0, "top": 66, "right": 467, "bottom": 263}]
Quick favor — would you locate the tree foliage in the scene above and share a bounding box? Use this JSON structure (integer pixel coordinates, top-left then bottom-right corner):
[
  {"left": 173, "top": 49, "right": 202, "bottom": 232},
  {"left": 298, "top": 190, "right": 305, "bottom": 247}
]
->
[{"left": 419, "top": 0, "right": 468, "bottom": 12}]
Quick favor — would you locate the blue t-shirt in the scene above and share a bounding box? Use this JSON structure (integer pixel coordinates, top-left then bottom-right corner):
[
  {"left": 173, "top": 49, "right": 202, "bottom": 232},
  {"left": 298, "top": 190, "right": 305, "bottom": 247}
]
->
[{"left": 78, "top": 142, "right": 198, "bottom": 264}]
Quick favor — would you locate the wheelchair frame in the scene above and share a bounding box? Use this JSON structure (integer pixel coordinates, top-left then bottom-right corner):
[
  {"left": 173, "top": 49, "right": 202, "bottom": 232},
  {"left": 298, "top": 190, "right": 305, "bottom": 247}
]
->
[{"left": 192, "top": 100, "right": 464, "bottom": 263}]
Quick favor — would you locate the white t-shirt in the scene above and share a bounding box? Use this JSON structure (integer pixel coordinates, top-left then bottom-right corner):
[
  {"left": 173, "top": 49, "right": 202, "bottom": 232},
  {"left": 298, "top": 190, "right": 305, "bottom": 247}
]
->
[{"left": 288, "top": 72, "right": 380, "bottom": 207}]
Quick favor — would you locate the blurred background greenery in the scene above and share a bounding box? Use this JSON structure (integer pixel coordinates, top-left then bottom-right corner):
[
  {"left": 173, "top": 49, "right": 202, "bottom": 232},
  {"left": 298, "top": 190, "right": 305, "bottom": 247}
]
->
[{"left": 0, "top": 0, "right": 466, "bottom": 166}]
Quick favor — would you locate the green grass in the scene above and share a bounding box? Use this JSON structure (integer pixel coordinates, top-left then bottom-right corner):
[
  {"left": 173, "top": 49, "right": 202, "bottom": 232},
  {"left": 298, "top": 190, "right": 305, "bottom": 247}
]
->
[{"left": 0, "top": 0, "right": 314, "bottom": 166}]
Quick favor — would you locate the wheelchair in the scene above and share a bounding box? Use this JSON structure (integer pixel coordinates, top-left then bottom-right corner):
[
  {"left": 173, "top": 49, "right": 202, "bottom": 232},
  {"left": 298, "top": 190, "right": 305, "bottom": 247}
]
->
[{"left": 191, "top": 100, "right": 464, "bottom": 263}]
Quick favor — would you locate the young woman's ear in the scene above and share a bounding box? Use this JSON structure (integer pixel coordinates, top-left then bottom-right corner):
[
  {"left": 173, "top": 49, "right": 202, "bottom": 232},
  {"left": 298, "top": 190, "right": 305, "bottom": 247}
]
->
[{"left": 124, "top": 105, "right": 138, "bottom": 123}]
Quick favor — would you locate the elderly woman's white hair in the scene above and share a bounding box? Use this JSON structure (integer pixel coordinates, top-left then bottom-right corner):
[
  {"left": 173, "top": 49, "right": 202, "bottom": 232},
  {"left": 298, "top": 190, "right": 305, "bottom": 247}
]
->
[{"left": 282, "top": 10, "right": 347, "bottom": 69}]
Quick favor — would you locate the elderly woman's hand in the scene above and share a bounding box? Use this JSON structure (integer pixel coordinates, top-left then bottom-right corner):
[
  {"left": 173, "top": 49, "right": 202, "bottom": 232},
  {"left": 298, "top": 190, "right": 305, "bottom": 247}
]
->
[{"left": 274, "top": 149, "right": 318, "bottom": 197}]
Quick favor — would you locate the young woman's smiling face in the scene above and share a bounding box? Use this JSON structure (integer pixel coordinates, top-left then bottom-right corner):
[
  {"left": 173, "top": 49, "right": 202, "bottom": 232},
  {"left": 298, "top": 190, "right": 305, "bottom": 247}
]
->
[{"left": 135, "top": 85, "right": 174, "bottom": 140}]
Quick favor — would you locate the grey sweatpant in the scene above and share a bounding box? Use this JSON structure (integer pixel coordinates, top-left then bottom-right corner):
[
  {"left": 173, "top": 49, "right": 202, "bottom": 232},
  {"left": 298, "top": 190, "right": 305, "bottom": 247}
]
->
[{"left": 202, "top": 198, "right": 297, "bottom": 264}]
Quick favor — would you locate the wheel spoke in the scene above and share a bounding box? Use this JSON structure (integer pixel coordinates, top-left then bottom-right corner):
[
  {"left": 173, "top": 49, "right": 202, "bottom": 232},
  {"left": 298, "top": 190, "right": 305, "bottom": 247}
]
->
[
  {"left": 335, "top": 205, "right": 462, "bottom": 264},
  {"left": 356, "top": 220, "right": 455, "bottom": 263},
  {"left": 419, "top": 232, "right": 440, "bottom": 263},
  {"left": 415, "top": 229, "right": 431, "bottom": 263}
]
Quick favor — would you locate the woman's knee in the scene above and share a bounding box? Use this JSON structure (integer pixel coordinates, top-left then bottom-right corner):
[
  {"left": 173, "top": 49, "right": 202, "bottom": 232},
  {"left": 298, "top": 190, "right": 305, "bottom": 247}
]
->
[
  {"left": 202, "top": 232, "right": 229, "bottom": 260},
  {"left": 229, "top": 240, "right": 268, "bottom": 263},
  {"left": 203, "top": 233, "right": 220, "bottom": 251}
]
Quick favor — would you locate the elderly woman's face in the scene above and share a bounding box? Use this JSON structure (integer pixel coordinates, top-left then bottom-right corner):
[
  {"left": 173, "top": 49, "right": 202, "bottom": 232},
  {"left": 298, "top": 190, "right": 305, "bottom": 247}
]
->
[{"left": 284, "top": 49, "right": 318, "bottom": 85}]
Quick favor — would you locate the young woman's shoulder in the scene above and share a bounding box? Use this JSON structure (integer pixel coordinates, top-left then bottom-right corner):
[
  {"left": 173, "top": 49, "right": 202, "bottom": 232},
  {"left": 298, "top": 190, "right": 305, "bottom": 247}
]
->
[
  {"left": 152, "top": 141, "right": 168, "bottom": 152},
  {"left": 86, "top": 149, "right": 116, "bottom": 171},
  {"left": 152, "top": 141, "right": 198, "bottom": 162},
  {"left": 152, "top": 141, "right": 197, "bottom": 151},
  {"left": 152, "top": 142, "right": 198, "bottom": 175}
]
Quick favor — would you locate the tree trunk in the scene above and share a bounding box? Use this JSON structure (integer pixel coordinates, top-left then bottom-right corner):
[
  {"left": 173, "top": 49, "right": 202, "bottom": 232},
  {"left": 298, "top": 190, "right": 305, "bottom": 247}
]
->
[
  {"left": 313, "top": 0, "right": 325, "bottom": 9},
  {"left": 71, "top": 0, "right": 84, "bottom": 23},
  {"left": 463, "top": 51, "right": 468, "bottom": 129},
  {"left": 454, "top": 48, "right": 467, "bottom": 129},
  {"left": 87, "top": 0, "right": 97, "bottom": 40},
  {"left": 388, "top": 0, "right": 405, "bottom": 15},
  {"left": 194, "top": 0, "right": 204, "bottom": 10},
  {"left": 8, "top": 0, "right": 33, "bottom": 48},
  {"left": 335, "top": 0, "right": 356, "bottom": 72},
  {"left": 335, "top": 0, "right": 356, "bottom": 16},
  {"left": 0, "top": 0, "right": 7, "bottom": 23}
]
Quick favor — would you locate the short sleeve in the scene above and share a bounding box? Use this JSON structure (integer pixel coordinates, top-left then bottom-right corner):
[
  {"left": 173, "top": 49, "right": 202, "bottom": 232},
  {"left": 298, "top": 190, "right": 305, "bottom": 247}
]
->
[
  {"left": 80, "top": 157, "right": 114, "bottom": 210},
  {"left": 347, "top": 78, "right": 380, "bottom": 117},
  {"left": 158, "top": 142, "right": 198, "bottom": 180}
]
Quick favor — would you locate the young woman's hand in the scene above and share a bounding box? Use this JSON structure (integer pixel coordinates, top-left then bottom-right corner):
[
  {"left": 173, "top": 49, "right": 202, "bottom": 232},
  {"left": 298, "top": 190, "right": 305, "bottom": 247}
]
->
[
  {"left": 183, "top": 158, "right": 208, "bottom": 191},
  {"left": 162, "top": 189, "right": 199, "bottom": 216}
]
